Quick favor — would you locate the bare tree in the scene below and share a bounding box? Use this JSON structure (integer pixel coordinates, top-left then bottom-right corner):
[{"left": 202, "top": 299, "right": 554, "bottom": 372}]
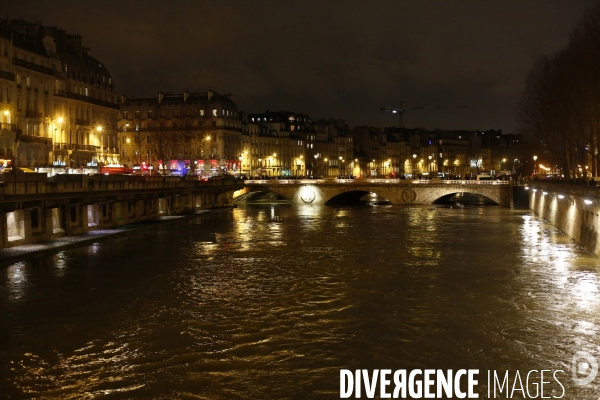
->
[
  {"left": 518, "top": 3, "right": 600, "bottom": 179},
  {"left": 148, "top": 128, "right": 180, "bottom": 175},
  {"left": 178, "top": 120, "right": 207, "bottom": 176}
]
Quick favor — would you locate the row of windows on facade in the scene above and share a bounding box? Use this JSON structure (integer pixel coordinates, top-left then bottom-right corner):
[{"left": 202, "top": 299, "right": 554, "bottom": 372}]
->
[
  {"left": 123, "top": 109, "right": 237, "bottom": 119},
  {"left": 250, "top": 116, "right": 311, "bottom": 123},
  {"left": 64, "top": 64, "right": 111, "bottom": 87},
  {"left": 14, "top": 73, "right": 115, "bottom": 103}
]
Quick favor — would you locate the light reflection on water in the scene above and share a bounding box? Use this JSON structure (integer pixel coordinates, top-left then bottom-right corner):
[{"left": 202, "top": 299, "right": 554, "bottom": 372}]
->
[{"left": 0, "top": 205, "right": 599, "bottom": 398}]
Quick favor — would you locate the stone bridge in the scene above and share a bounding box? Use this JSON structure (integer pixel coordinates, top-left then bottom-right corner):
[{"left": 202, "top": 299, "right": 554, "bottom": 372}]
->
[{"left": 239, "top": 179, "right": 512, "bottom": 207}]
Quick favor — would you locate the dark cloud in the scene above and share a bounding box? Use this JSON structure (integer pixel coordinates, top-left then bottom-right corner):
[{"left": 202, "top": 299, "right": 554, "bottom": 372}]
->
[{"left": 6, "top": 0, "right": 598, "bottom": 132}]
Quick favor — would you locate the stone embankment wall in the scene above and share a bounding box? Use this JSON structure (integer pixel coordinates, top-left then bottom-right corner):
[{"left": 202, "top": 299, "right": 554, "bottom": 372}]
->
[
  {"left": 529, "top": 182, "right": 600, "bottom": 256},
  {"left": 0, "top": 174, "right": 241, "bottom": 249}
]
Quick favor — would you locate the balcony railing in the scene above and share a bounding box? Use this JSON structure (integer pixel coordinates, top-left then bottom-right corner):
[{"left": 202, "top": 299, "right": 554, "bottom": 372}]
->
[
  {"left": 75, "top": 118, "right": 89, "bottom": 127},
  {"left": 12, "top": 57, "right": 55, "bottom": 76},
  {"left": 0, "top": 123, "right": 17, "bottom": 132},
  {"left": 18, "top": 134, "right": 52, "bottom": 145},
  {"left": 0, "top": 70, "right": 15, "bottom": 82},
  {"left": 25, "top": 110, "right": 43, "bottom": 119},
  {"left": 66, "top": 91, "right": 119, "bottom": 110},
  {"left": 99, "top": 147, "right": 119, "bottom": 154},
  {"left": 53, "top": 142, "right": 101, "bottom": 152},
  {"left": 134, "top": 125, "right": 242, "bottom": 132},
  {"left": 73, "top": 143, "right": 100, "bottom": 151}
]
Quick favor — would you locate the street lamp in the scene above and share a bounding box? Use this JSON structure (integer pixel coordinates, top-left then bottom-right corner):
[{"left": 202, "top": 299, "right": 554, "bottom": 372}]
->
[
  {"left": 533, "top": 155, "right": 538, "bottom": 176},
  {"left": 238, "top": 155, "right": 243, "bottom": 176},
  {"left": 244, "top": 150, "right": 249, "bottom": 177},
  {"left": 324, "top": 157, "right": 328, "bottom": 177},
  {"left": 428, "top": 155, "right": 432, "bottom": 176},
  {"left": 412, "top": 154, "right": 417, "bottom": 178},
  {"left": 314, "top": 154, "right": 318, "bottom": 177},
  {"left": 498, "top": 158, "right": 506, "bottom": 176},
  {"left": 203, "top": 135, "right": 212, "bottom": 176},
  {"left": 52, "top": 116, "right": 64, "bottom": 166},
  {"left": 258, "top": 158, "right": 262, "bottom": 177},
  {"left": 339, "top": 156, "right": 343, "bottom": 177}
]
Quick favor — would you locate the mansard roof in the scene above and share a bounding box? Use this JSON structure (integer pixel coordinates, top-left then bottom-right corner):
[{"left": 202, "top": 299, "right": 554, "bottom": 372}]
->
[
  {"left": 12, "top": 30, "right": 48, "bottom": 57},
  {"left": 122, "top": 91, "right": 238, "bottom": 111}
]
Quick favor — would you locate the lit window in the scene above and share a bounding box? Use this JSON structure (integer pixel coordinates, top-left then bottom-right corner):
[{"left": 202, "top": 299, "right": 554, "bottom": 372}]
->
[
  {"left": 212, "top": 109, "right": 217, "bottom": 117},
  {"left": 200, "top": 110, "right": 204, "bottom": 116}
]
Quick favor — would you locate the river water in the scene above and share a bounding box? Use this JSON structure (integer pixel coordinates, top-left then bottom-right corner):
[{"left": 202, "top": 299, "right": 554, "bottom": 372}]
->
[{"left": 1, "top": 205, "right": 600, "bottom": 399}]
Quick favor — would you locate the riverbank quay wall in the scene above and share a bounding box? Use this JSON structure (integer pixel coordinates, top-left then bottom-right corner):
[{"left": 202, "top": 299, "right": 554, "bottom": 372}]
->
[
  {"left": 0, "top": 173, "right": 242, "bottom": 249},
  {"left": 528, "top": 182, "right": 600, "bottom": 256}
]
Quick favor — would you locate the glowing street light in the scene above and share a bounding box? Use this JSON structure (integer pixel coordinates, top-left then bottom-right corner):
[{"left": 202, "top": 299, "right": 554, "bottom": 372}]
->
[
  {"left": 428, "top": 155, "right": 432, "bottom": 175},
  {"left": 258, "top": 158, "right": 262, "bottom": 177}
]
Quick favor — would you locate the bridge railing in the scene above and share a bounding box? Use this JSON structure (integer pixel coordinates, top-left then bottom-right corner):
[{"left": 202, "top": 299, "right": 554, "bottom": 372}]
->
[
  {"left": 245, "top": 179, "right": 510, "bottom": 185},
  {"left": 245, "top": 179, "right": 327, "bottom": 184},
  {"left": 412, "top": 179, "right": 510, "bottom": 185}
]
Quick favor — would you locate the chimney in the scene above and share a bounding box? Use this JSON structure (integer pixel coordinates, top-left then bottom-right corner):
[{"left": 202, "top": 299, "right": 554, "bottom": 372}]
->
[
  {"left": 121, "top": 94, "right": 127, "bottom": 104},
  {"left": 157, "top": 92, "right": 164, "bottom": 104},
  {"left": 66, "top": 34, "right": 83, "bottom": 59},
  {"left": 183, "top": 91, "right": 189, "bottom": 102},
  {"left": 26, "top": 23, "right": 39, "bottom": 36},
  {"left": 207, "top": 90, "right": 214, "bottom": 101}
]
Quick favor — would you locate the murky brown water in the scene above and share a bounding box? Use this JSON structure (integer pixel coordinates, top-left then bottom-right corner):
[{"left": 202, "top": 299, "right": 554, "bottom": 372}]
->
[{"left": 1, "top": 205, "right": 599, "bottom": 399}]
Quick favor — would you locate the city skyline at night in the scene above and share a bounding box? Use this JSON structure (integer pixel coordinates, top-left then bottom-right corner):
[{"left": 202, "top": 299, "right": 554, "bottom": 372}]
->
[{"left": 3, "top": 0, "right": 597, "bottom": 133}]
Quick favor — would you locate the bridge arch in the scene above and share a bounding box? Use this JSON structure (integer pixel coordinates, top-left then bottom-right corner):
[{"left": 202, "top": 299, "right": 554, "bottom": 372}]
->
[
  {"left": 324, "top": 190, "right": 388, "bottom": 205},
  {"left": 242, "top": 181, "right": 510, "bottom": 207},
  {"left": 420, "top": 187, "right": 502, "bottom": 205}
]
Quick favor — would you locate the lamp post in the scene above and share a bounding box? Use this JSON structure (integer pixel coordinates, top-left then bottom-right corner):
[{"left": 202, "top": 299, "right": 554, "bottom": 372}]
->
[
  {"left": 258, "top": 158, "right": 262, "bottom": 177},
  {"left": 203, "top": 135, "right": 212, "bottom": 177},
  {"left": 238, "top": 155, "right": 243, "bottom": 176},
  {"left": 314, "top": 154, "right": 318, "bottom": 177},
  {"left": 428, "top": 155, "right": 432, "bottom": 177},
  {"left": 533, "top": 155, "right": 538, "bottom": 176},
  {"left": 339, "top": 156, "right": 343, "bottom": 177},
  {"left": 53, "top": 116, "right": 64, "bottom": 167},
  {"left": 412, "top": 154, "right": 417, "bottom": 178},
  {"left": 323, "top": 157, "right": 328, "bottom": 177},
  {"left": 497, "top": 158, "right": 506, "bottom": 177}
]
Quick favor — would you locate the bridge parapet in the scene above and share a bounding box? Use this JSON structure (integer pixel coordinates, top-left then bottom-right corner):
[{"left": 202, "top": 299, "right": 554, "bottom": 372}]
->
[{"left": 245, "top": 178, "right": 509, "bottom": 186}]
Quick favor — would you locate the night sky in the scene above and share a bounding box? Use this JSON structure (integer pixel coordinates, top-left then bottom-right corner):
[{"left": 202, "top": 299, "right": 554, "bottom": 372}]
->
[{"left": 5, "top": 1, "right": 598, "bottom": 133}]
